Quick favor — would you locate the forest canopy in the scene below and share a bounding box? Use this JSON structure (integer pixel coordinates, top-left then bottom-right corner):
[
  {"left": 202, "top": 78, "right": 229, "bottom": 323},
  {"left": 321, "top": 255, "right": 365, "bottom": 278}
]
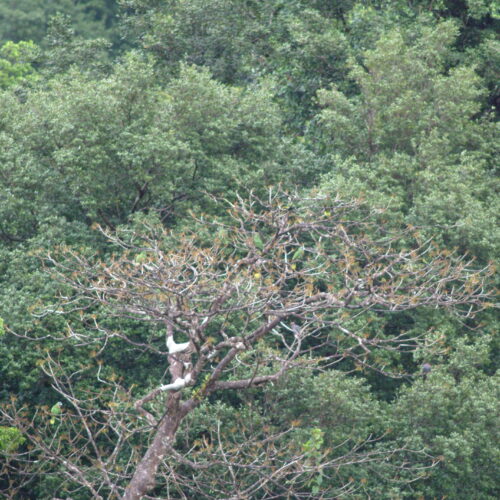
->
[{"left": 0, "top": 1, "right": 498, "bottom": 499}]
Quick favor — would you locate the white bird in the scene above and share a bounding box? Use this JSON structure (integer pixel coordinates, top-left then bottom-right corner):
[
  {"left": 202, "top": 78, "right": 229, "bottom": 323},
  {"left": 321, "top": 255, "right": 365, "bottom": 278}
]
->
[
  {"left": 160, "top": 373, "right": 192, "bottom": 392},
  {"left": 166, "top": 335, "right": 190, "bottom": 354}
]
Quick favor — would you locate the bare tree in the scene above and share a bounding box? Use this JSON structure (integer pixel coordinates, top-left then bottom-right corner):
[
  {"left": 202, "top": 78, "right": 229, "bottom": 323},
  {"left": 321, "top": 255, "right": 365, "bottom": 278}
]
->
[{"left": 1, "top": 189, "right": 492, "bottom": 499}]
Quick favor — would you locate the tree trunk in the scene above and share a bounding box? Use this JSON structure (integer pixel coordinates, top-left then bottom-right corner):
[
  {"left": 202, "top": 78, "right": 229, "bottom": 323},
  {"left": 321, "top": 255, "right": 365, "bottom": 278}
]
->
[{"left": 122, "top": 393, "right": 184, "bottom": 500}]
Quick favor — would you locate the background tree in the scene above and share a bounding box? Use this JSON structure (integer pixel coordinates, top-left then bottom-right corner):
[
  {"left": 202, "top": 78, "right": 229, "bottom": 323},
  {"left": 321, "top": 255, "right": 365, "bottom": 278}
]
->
[
  {"left": 0, "top": 0, "right": 120, "bottom": 49},
  {"left": 388, "top": 336, "right": 499, "bottom": 499},
  {"left": 315, "top": 18, "right": 498, "bottom": 261},
  {"left": 0, "top": 41, "right": 39, "bottom": 89}
]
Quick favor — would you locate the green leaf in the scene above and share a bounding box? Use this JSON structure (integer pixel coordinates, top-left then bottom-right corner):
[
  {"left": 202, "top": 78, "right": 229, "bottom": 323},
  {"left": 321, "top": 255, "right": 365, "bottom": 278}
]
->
[{"left": 0, "top": 426, "right": 25, "bottom": 453}]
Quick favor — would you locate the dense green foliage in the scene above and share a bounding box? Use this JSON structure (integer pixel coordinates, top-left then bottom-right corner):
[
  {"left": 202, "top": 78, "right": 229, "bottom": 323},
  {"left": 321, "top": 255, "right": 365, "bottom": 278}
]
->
[
  {"left": 0, "top": 1, "right": 498, "bottom": 498},
  {"left": 0, "top": 0, "right": 119, "bottom": 47}
]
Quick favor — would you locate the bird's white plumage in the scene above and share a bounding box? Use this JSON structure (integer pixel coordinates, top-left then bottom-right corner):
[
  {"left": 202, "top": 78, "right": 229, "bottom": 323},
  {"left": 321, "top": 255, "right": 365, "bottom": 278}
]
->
[
  {"left": 166, "top": 336, "right": 190, "bottom": 354},
  {"left": 160, "top": 373, "right": 192, "bottom": 392}
]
